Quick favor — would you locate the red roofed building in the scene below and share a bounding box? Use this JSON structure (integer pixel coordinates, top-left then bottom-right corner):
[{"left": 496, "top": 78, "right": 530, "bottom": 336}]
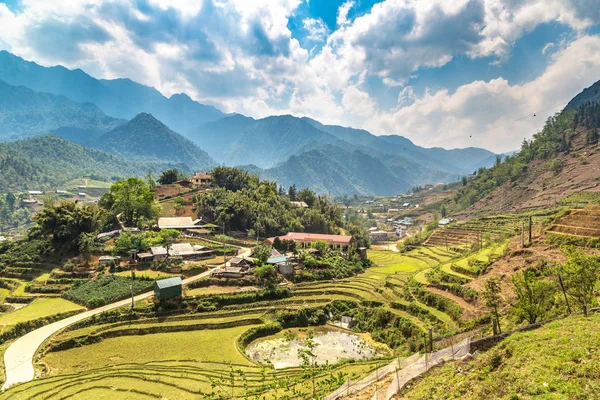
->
[{"left": 265, "top": 232, "right": 353, "bottom": 251}]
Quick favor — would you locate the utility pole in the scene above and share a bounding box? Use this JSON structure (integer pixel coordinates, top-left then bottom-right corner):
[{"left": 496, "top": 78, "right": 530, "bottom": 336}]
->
[
  {"left": 528, "top": 216, "right": 532, "bottom": 244},
  {"left": 129, "top": 249, "right": 138, "bottom": 311},
  {"left": 521, "top": 221, "right": 525, "bottom": 248},
  {"left": 428, "top": 327, "right": 433, "bottom": 353},
  {"left": 558, "top": 273, "right": 572, "bottom": 314}
]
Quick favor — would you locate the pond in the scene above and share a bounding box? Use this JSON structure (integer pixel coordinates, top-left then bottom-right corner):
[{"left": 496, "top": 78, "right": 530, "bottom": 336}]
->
[{"left": 245, "top": 327, "right": 385, "bottom": 369}]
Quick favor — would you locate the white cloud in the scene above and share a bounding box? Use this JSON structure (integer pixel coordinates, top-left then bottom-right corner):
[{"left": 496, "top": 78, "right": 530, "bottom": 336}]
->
[
  {"left": 303, "top": 18, "right": 328, "bottom": 41},
  {"left": 336, "top": 1, "right": 354, "bottom": 26},
  {"left": 542, "top": 42, "right": 556, "bottom": 54},
  {"left": 364, "top": 35, "right": 600, "bottom": 152},
  {"left": 0, "top": 0, "right": 599, "bottom": 153}
]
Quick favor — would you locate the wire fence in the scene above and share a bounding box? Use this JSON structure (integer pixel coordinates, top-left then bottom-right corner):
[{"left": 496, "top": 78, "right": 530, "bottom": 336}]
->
[{"left": 325, "top": 337, "right": 471, "bottom": 400}]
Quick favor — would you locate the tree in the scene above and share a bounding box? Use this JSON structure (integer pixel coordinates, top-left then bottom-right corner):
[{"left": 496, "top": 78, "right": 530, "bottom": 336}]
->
[
  {"left": 32, "top": 201, "right": 104, "bottom": 253},
  {"left": 297, "top": 188, "right": 316, "bottom": 207},
  {"left": 312, "top": 240, "right": 328, "bottom": 255},
  {"left": 288, "top": 184, "right": 297, "bottom": 201},
  {"left": 5, "top": 192, "right": 15, "bottom": 211},
  {"left": 78, "top": 232, "right": 99, "bottom": 266},
  {"left": 560, "top": 249, "right": 600, "bottom": 317},
  {"left": 297, "top": 330, "right": 318, "bottom": 399},
  {"left": 158, "top": 169, "right": 180, "bottom": 185},
  {"left": 146, "top": 169, "right": 156, "bottom": 190},
  {"left": 211, "top": 166, "right": 258, "bottom": 192},
  {"left": 510, "top": 270, "right": 555, "bottom": 324},
  {"left": 252, "top": 244, "right": 272, "bottom": 263},
  {"left": 173, "top": 196, "right": 185, "bottom": 214},
  {"left": 483, "top": 276, "right": 502, "bottom": 333},
  {"left": 440, "top": 204, "right": 447, "bottom": 218},
  {"left": 100, "top": 178, "right": 159, "bottom": 227},
  {"left": 461, "top": 176, "right": 468, "bottom": 186},
  {"left": 255, "top": 264, "right": 278, "bottom": 290}
]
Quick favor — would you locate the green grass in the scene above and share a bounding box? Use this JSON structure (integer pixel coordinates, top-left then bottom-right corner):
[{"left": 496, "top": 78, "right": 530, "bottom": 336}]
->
[
  {"left": 367, "top": 250, "right": 429, "bottom": 274},
  {"left": 399, "top": 313, "right": 600, "bottom": 399},
  {"left": 42, "top": 324, "right": 260, "bottom": 375},
  {"left": 114, "top": 270, "right": 178, "bottom": 280},
  {"left": 0, "top": 298, "right": 83, "bottom": 332},
  {"left": 33, "top": 273, "right": 51, "bottom": 282}
]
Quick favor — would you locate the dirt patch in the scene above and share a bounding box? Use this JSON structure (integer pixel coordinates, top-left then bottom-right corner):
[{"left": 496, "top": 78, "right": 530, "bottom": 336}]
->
[
  {"left": 342, "top": 370, "right": 395, "bottom": 400},
  {"left": 425, "top": 286, "right": 482, "bottom": 320},
  {"left": 465, "top": 236, "right": 567, "bottom": 308}
]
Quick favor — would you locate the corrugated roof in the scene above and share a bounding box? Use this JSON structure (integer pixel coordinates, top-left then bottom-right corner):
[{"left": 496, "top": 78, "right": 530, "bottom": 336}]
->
[
  {"left": 266, "top": 232, "right": 352, "bottom": 245},
  {"left": 151, "top": 246, "right": 168, "bottom": 255},
  {"left": 158, "top": 217, "right": 198, "bottom": 229},
  {"left": 155, "top": 277, "right": 182, "bottom": 289},
  {"left": 267, "top": 255, "right": 287, "bottom": 264}
]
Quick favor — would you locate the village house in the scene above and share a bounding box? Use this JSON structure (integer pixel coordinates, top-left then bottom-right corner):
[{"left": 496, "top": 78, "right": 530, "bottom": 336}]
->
[
  {"left": 27, "top": 190, "right": 43, "bottom": 196},
  {"left": 265, "top": 232, "right": 353, "bottom": 251},
  {"left": 150, "top": 246, "right": 168, "bottom": 260},
  {"left": 190, "top": 172, "right": 212, "bottom": 187},
  {"left": 369, "top": 230, "right": 389, "bottom": 242},
  {"left": 158, "top": 217, "right": 201, "bottom": 230},
  {"left": 99, "top": 255, "right": 120, "bottom": 266},
  {"left": 212, "top": 256, "right": 256, "bottom": 279}
]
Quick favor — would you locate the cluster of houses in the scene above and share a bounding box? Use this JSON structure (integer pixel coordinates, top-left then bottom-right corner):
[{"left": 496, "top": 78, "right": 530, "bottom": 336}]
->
[{"left": 210, "top": 232, "right": 354, "bottom": 280}]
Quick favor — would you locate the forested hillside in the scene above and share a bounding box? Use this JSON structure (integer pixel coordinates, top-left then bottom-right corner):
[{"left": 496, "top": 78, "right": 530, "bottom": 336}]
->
[
  {"left": 0, "top": 135, "right": 185, "bottom": 192},
  {"left": 259, "top": 144, "right": 453, "bottom": 196},
  {"left": 0, "top": 80, "right": 122, "bottom": 141},
  {"left": 91, "top": 113, "right": 215, "bottom": 169}
]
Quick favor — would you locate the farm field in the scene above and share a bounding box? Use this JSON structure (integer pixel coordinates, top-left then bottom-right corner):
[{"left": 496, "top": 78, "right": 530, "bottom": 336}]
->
[
  {"left": 42, "top": 324, "right": 260, "bottom": 375},
  {"left": 0, "top": 237, "right": 515, "bottom": 399},
  {"left": 0, "top": 298, "right": 83, "bottom": 332}
]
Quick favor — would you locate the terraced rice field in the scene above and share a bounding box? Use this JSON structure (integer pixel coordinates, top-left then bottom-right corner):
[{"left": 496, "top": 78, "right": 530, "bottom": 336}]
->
[
  {"left": 547, "top": 206, "right": 600, "bottom": 238},
  {"left": 1, "top": 245, "right": 485, "bottom": 399},
  {"left": 0, "top": 298, "right": 83, "bottom": 332}
]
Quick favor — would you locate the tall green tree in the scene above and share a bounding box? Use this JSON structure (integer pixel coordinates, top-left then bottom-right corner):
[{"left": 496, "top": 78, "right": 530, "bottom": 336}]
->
[
  {"left": 483, "top": 276, "right": 502, "bottom": 333},
  {"left": 510, "top": 270, "right": 555, "bottom": 324},
  {"left": 158, "top": 169, "right": 180, "bottom": 185},
  {"left": 78, "top": 232, "right": 99, "bottom": 266},
  {"left": 288, "top": 184, "right": 298, "bottom": 201},
  {"left": 100, "top": 178, "right": 159, "bottom": 227},
  {"left": 146, "top": 168, "right": 156, "bottom": 190},
  {"left": 561, "top": 249, "right": 600, "bottom": 317},
  {"left": 5, "top": 193, "right": 16, "bottom": 211},
  {"left": 32, "top": 201, "right": 104, "bottom": 252}
]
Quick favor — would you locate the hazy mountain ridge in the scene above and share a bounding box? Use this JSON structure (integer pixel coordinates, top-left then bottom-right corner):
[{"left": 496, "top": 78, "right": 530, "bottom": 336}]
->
[
  {"left": 0, "top": 51, "right": 227, "bottom": 136},
  {"left": 0, "top": 79, "right": 123, "bottom": 142}
]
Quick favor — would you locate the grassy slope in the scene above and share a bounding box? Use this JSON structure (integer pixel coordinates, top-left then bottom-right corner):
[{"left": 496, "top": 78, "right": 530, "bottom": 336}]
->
[
  {"left": 399, "top": 313, "right": 600, "bottom": 400},
  {"left": 0, "top": 298, "right": 83, "bottom": 332}
]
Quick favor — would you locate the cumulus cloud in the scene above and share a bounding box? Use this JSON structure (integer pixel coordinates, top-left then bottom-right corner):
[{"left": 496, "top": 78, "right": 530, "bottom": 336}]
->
[
  {"left": 364, "top": 35, "right": 600, "bottom": 152},
  {"left": 0, "top": 0, "right": 599, "bottom": 151},
  {"left": 336, "top": 1, "right": 354, "bottom": 26},
  {"left": 303, "top": 18, "right": 328, "bottom": 41}
]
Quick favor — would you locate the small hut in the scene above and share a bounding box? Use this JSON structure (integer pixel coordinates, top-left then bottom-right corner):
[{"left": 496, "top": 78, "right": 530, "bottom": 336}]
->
[{"left": 153, "top": 277, "right": 183, "bottom": 302}]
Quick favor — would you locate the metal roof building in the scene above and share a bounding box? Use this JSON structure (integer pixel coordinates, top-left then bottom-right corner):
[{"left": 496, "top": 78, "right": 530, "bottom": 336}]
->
[
  {"left": 158, "top": 217, "right": 199, "bottom": 229},
  {"left": 153, "top": 277, "right": 183, "bottom": 300}
]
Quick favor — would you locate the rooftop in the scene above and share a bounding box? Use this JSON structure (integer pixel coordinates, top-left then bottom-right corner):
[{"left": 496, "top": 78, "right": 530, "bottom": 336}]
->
[
  {"left": 266, "top": 232, "right": 353, "bottom": 245},
  {"left": 155, "top": 277, "right": 183, "bottom": 289},
  {"left": 158, "top": 217, "right": 199, "bottom": 229}
]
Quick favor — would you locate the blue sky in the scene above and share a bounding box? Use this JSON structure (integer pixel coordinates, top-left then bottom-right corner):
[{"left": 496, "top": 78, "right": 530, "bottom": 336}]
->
[{"left": 1, "top": 0, "right": 600, "bottom": 152}]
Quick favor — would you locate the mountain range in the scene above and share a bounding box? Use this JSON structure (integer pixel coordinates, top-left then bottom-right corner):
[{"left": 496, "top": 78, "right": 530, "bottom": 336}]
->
[{"left": 0, "top": 50, "right": 501, "bottom": 195}]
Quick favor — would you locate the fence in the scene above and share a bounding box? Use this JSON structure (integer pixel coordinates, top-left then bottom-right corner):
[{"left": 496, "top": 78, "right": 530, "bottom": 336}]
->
[{"left": 325, "top": 337, "right": 471, "bottom": 400}]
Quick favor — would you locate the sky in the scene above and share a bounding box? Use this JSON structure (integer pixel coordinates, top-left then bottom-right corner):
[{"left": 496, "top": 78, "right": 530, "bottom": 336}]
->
[{"left": 1, "top": 0, "right": 600, "bottom": 152}]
